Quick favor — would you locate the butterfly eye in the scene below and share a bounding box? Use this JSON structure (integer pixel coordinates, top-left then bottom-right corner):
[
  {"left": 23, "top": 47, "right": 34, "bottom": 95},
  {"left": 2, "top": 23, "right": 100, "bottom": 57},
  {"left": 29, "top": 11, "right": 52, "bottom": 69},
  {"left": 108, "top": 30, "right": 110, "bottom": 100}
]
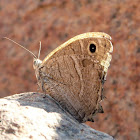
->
[
  {"left": 89, "top": 43, "right": 96, "bottom": 53},
  {"left": 33, "top": 61, "right": 37, "bottom": 66}
]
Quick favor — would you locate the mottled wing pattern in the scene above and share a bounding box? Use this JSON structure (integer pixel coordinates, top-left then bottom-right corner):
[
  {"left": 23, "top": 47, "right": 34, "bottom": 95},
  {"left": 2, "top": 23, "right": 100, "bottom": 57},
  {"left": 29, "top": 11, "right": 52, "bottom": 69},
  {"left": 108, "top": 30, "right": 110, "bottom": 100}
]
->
[{"left": 36, "top": 32, "right": 113, "bottom": 122}]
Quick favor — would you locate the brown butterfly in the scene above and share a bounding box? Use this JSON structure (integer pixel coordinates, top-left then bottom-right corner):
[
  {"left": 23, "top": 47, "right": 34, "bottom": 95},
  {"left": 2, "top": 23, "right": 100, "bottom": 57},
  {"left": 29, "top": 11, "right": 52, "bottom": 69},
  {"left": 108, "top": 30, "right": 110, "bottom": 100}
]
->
[{"left": 4, "top": 32, "right": 113, "bottom": 122}]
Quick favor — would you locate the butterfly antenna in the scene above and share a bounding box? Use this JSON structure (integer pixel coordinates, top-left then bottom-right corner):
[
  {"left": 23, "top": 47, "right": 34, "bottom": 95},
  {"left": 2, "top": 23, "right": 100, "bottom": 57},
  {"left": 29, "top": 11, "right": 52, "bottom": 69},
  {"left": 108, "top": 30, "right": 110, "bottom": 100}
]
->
[
  {"left": 38, "top": 41, "right": 41, "bottom": 59},
  {"left": 3, "top": 37, "right": 37, "bottom": 59}
]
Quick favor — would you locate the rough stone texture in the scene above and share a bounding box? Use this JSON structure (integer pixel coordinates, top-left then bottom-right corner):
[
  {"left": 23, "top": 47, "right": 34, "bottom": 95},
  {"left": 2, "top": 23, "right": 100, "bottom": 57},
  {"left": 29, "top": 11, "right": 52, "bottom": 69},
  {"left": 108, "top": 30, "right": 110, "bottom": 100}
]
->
[
  {"left": 0, "top": 92, "right": 115, "bottom": 140},
  {"left": 0, "top": 0, "right": 139, "bottom": 140}
]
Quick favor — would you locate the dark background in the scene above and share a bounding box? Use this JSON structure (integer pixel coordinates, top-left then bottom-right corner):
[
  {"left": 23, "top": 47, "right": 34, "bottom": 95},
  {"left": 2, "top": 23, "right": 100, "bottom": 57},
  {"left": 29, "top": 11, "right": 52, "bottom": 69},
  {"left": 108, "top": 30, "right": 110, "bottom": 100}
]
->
[{"left": 0, "top": 0, "right": 139, "bottom": 140}]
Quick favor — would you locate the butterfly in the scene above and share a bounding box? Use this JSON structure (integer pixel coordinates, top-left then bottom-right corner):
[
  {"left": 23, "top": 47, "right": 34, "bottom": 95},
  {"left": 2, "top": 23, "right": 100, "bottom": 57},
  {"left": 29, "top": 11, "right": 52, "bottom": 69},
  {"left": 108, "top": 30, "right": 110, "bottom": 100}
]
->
[{"left": 4, "top": 32, "right": 113, "bottom": 122}]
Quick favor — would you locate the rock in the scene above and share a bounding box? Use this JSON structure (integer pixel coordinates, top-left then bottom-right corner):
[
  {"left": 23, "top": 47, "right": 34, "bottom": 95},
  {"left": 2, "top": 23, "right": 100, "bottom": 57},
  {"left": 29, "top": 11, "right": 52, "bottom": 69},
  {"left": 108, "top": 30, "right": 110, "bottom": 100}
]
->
[{"left": 0, "top": 92, "right": 115, "bottom": 140}]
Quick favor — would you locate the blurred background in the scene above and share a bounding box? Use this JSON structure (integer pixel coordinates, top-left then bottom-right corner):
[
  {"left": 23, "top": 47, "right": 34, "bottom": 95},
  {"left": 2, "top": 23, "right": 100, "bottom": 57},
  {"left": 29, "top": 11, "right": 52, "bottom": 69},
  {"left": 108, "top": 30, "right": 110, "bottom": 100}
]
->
[{"left": 0, "top": 0, "right": 139, "bottom": 140}]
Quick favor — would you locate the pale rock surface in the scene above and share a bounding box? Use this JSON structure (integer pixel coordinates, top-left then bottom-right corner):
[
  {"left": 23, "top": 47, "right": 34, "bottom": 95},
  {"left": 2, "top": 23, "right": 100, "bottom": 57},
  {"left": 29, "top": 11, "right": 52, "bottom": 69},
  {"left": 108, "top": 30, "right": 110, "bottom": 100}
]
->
[{"left": 0, "top": 92, "right": 115, "bottom": 140}]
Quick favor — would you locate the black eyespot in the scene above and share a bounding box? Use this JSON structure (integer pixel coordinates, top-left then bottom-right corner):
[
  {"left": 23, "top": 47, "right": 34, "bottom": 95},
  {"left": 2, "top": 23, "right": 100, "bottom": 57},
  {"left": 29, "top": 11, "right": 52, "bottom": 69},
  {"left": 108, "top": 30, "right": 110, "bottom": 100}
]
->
[{"left": 89, "top": 44, "right": 96, "bottom": 53}]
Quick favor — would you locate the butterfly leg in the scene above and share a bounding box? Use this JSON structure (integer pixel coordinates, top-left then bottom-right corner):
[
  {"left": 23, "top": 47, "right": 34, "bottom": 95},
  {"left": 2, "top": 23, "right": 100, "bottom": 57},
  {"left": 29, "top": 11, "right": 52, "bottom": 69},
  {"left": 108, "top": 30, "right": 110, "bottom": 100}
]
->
[{"left": 97, "top": 104, "right": 104, "bottom": 113}]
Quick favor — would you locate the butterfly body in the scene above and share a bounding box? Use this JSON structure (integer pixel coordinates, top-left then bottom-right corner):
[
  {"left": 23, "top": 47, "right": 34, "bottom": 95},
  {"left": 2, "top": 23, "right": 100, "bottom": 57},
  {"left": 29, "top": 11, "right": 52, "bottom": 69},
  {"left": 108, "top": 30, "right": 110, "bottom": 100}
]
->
[{"left": 33, "top": 32, "right": 113, "bottom": 122}]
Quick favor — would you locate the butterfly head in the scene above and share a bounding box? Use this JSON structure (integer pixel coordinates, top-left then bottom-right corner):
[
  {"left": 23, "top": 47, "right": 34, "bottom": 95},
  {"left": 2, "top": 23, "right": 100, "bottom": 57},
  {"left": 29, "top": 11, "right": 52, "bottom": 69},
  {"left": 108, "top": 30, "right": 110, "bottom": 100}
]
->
[
  {"left": 3, "top": 37, "right": 43, "bottom": 70},
  {"left": 33, "top": 58, "right": 42, "bottom": 70}
]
